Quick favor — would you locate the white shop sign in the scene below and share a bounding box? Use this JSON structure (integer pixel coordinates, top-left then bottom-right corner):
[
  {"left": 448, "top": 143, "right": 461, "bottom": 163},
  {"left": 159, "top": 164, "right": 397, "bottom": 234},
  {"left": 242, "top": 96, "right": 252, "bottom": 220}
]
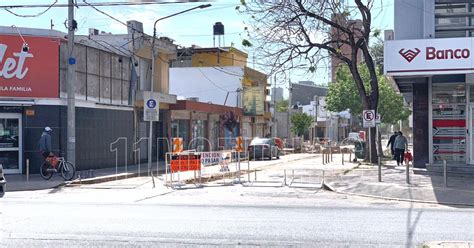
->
[
  {"left": 385, "top": 37, "right": 474, "bottom": 76},
  {"left": 200, "top": 152, "right": 222, "bottom": 166}
]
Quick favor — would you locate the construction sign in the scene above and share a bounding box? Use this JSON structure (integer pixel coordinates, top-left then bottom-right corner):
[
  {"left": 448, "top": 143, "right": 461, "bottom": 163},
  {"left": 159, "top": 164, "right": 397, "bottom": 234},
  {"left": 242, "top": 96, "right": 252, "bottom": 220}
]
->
[
  {"left": 172, "top": 137, "right": 183, "bottom": 153},
  {"left": 235, "top": 136, "right": 244, "bottom": 152},
  {"left": 170, "top": 154, "right": 201, "bottom": 172}
]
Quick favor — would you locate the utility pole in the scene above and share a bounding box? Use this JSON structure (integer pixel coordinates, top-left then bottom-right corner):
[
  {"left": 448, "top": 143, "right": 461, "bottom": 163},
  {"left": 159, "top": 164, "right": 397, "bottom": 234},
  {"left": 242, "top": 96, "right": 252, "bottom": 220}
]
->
[{"left": 67, "top": 0, "right": 76, "bottom": 167}]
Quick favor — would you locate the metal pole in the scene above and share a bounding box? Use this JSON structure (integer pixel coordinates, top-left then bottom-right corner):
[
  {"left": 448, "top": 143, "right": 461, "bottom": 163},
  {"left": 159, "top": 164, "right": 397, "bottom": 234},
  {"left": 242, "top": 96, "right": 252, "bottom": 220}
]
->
[
  {"left": 238, "top": 151, "right": 241, "bottom": 184},
  {"left": 322, "top": 150, "right": 325, "bottom": 165},
  {"left": 322, "top": 170, "right": 325, "bottom": 185},
  {"left": 26, "top": 159, "right": 29, "bottom": 181},
  {"left": 330, "top": 147, "right": 333, "bottom": 162},
  {"left": 273, "top": 74, "right": 277, "bottom": 137},
  {"left": 148, "top": 121, "right": 152, "bottom": 176},
  {"left": 67, "top": 0, "right": 76, "bottom": 168},
  {"left": 247, "top": 152, "right": 250, "bottom": 183},
  {"left": 378, "top": 156, "right": 381, "bottom": 182},
  {"left": 443, "top": 160, "right": 448, "bottom": 187},
  {"left": 406, "top": 157, "right": 410, "bottom": 184},
  {"left": 369, "top": 128, "right": 372, "bottom": 165}
]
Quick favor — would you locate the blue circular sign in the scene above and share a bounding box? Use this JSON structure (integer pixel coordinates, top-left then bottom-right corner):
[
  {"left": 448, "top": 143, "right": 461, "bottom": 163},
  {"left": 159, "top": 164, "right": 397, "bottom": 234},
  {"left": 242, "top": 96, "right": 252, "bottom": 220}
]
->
[{"left": 146, "top": 99, "right": 157, "bottom": 109}]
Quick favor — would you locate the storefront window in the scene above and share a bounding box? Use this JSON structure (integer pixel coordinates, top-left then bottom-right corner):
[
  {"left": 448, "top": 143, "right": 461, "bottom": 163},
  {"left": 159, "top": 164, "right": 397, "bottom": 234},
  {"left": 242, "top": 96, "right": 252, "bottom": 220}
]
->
[
  {"left": 432, "top": 83, "right": 466, "bottom": 164},
  {"left": 435, "top": 3, "right": 471, "bottom": 38},
  {"left": 171, "top": 120, "right": 189, "bottom": 150},
  {"left": 190, "top": 120, "right": 207, "bottom": 151},
  {"left": 0, "top": 118, "right": 20, "bottom": 170}
]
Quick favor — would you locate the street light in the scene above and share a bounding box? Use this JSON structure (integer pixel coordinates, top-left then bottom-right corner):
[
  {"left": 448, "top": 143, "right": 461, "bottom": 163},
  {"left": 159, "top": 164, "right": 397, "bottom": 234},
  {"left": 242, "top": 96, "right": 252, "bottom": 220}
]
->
[
  {"left": 150, "top": 3, "right": 211, "bottom": 91},
  {"left": 147, "top": 4, "right": 211, "bottom": 176}
]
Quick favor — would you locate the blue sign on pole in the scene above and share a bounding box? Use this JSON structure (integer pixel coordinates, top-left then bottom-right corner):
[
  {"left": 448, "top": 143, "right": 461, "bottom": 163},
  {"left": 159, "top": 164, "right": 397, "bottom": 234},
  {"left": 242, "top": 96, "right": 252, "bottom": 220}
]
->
[{"left": 146, "top": 99, "right": 157, "bottom": 109}]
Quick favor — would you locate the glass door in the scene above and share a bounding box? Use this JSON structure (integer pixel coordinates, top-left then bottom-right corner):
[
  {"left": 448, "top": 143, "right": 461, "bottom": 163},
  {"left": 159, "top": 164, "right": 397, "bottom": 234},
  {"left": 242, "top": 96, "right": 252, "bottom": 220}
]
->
[
  {"left": 0, "top": 113, "right": 22, "bottom": 174},
  {"left": 432, "top": 83, "right": 466, "bottom": 164}
]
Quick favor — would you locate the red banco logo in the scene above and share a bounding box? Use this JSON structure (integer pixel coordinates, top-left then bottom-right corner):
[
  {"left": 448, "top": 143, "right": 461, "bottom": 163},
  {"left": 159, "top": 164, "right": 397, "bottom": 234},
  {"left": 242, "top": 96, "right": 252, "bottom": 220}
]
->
[{"left": 398, "top": 48, "right": 421, "bottom": 63}]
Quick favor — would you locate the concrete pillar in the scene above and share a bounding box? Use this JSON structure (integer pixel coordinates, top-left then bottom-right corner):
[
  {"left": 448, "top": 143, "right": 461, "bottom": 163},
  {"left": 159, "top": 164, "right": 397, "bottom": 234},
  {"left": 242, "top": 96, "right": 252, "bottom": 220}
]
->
[{"left": 413, "top": 80, "right": 429, "bottom": 168}]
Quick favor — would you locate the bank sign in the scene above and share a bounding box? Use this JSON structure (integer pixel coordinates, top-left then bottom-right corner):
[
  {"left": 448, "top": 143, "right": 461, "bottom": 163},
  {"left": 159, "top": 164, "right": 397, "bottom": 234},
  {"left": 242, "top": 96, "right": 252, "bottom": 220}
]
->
[
  {"left": 0, "top": 35, "right": 60, "bottom": 98},
  {"left": 385, "top": 37, "right": 474, "bottom": 76}
]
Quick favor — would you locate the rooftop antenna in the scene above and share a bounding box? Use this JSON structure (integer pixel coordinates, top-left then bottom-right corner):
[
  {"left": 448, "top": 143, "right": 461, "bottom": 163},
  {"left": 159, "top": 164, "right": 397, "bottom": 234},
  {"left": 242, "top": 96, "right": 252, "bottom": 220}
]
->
[{"left": 50, "top": 19, "right": 55, "bottom": 30}]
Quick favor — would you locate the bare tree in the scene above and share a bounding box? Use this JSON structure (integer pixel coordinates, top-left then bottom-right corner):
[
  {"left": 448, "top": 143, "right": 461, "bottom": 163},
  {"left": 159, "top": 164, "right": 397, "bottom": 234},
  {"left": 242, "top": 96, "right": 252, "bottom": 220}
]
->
[{"left": 239, "top": 0, "right": 380, "bottom": 162}]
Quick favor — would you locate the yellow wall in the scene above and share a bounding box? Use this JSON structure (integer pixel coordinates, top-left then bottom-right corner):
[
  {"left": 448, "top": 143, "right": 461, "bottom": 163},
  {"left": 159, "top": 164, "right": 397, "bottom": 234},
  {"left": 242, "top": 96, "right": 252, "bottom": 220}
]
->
[
  {"left": 191, "top": 50, "right": 247, "bottom": 67},
  {"left": 135, "top": 47, "right": 174, "bottom": 94},
  {"left": 154, "top": 52, "right": 171, "bottom": 94}
]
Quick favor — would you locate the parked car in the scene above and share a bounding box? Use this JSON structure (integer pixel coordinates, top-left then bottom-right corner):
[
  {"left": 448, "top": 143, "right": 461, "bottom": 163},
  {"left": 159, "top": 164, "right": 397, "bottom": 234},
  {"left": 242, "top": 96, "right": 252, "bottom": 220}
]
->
[{"left": 248, "top": 138, "right": 280, "bottom": 160}]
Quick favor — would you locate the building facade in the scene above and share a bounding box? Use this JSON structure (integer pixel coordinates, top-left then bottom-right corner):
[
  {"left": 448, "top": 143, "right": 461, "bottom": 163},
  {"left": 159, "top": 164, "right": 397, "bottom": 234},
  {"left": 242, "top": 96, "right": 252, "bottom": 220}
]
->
[
  {"left": 386, "top": 0, "right": 474, "bottom": 168},
  {"left": 330, "top": 15, "right": 364, "bottom": 83},
  {"left": 169, "top": 100, "right": 242, "bottom": 151},
  {"left": 0, "top": 22, "right": 176, "bottom": 175},
  {"left": 170, "top": 47, "right": 271, "bottom": 139}
]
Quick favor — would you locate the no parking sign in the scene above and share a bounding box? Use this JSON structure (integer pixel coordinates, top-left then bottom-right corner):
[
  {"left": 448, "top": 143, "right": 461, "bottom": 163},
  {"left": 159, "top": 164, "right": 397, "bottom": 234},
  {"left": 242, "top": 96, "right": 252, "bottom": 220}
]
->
[{"left": 363, "top": 110, "right": 375, "bottom": 128}]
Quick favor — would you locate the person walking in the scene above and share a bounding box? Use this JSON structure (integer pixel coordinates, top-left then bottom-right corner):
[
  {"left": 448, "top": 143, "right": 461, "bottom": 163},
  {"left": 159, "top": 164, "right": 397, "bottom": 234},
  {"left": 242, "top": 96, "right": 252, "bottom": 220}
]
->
[
  {"left": 386, "top": 131, "right": 398, "bottom": 159},
  {"left": 38, "top": 127, "right": 53, "bottom": 159},
  {"left": 393, "top": 131, "right": 408, "bottom": 166}
]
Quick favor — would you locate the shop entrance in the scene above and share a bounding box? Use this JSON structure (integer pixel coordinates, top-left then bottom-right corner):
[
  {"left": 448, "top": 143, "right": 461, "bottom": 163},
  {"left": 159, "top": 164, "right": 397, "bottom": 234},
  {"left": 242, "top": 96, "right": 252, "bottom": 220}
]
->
[{"left": 0, "top": 113, "right": 22, "bottom": 174}]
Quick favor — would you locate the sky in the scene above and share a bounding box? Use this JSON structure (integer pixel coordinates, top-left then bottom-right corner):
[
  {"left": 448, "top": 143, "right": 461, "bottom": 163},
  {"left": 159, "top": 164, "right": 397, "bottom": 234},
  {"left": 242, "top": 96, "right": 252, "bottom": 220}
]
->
[{"left": 0, "top": 0, "right": 394, "bottom": 97}]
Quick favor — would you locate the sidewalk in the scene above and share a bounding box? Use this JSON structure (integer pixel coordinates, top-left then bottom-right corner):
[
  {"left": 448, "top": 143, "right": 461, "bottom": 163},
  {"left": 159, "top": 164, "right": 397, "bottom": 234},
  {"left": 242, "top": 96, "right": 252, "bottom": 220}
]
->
[
  {"left": 4, "top": 153, "right": 318, "bottom": 192},
  {"left": 324, "top": 159, "right": 474, "bottom": 207}
]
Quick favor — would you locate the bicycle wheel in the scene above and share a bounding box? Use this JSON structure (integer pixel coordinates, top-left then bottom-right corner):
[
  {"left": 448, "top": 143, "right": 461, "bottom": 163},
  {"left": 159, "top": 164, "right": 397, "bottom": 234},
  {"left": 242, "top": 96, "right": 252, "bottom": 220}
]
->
[
  {"left": 60, "top": 161, "right": 76, "bottom": 181},
  {"left": 40, "top": 162, "right": 53, "bottom": 180}
]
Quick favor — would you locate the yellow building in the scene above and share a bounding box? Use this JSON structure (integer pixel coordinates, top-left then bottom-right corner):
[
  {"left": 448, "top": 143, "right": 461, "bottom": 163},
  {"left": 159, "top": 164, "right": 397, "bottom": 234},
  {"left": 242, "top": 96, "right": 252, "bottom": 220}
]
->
[
  {"left": 190, "top": 46, "right": 248, "bottom": 67},
  {"left": 172, "top": 46, "right": 272, "bottom": 138}
]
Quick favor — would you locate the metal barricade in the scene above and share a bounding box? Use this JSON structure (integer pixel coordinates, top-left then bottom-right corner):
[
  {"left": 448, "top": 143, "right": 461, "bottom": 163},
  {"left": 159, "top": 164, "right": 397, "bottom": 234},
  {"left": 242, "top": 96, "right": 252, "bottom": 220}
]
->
[
  {"left": 284, "top": 169, "right": 324, "bottom": 188},
  {"left": 164, "top": 151, "right": 202, "bottom": 189}
]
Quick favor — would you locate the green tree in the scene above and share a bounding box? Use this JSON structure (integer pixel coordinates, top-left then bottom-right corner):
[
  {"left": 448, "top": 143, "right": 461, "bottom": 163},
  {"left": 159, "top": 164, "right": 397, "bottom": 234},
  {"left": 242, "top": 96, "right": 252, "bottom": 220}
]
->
[
  {"left": 276, "top": 100, "right": 289, "bottom": 112},
  {"left": 290, "top": 113, "right": 313, "bottom": 137},
  {"left": 239, "top": 1, "right": 381, "bottom": 162},
  {"left": 326, "top": 64, "right": 410, "bottom": 125}
]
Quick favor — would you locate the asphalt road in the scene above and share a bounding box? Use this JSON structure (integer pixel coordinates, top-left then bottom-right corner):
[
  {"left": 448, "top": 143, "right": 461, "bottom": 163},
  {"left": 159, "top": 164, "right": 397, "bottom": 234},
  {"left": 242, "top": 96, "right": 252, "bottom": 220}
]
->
[{"left": 1, "top": 185, "right": 474, "bottom": 247}]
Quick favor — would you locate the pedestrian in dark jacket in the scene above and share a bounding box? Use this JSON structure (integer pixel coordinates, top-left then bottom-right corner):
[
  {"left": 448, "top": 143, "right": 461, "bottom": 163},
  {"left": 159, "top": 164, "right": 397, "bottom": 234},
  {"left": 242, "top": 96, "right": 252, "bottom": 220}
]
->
[
  {"left": 394, "top": 131, "right": 408, "bottom": 166},
  {"left": 38, "top": 127, "right": 52, "bottom": 158},
  {"left": 386, "top": 131, "right": 398, "bottom": 159}
]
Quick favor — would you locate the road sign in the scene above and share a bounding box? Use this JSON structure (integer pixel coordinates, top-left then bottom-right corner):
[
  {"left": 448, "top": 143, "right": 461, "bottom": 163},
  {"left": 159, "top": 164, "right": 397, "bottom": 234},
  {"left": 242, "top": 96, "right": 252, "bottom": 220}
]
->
[
  {"left": 363, "top": 110, "right": 376, "bottom": 128},
  {"left": 235, "top": 136, "right": 244, "bottom": 152},
  {"left": 170, "top": 154, "right": 201, "bottom": 172},
  {"left": 375, "top": 114, "right": 381, "bottom": 124},
  {"left": 172, "top": 137, "right": 184, "bottom": 154},
  {"left": 144, "top": 92, "right": 159, "bottom": 122}
]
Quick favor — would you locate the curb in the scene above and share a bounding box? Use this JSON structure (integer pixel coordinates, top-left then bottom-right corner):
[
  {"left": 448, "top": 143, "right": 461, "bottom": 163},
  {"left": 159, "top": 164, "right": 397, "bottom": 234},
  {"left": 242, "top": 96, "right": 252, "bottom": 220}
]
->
[
  {"left": 422, "top": 241, "right": 474, "bottom": 247},
  {"left": 322, "top": 182, "right": 474, "bottom": 207},
  {"left": 66, "top": 154, "right": 321, "bottom": 187},
  {"left": 11, "top": 154, "right": 326, "bottom": 191}
]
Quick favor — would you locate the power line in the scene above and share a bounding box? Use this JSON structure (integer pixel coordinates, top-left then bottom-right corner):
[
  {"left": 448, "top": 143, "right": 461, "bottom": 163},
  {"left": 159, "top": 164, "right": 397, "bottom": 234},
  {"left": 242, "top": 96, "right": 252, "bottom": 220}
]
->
[
  {"left": 197, "top": 68, "right": 232, "bottom": 92},
  {"left": 0, "top": 1, "right": 218, "bottom": 9},
  {"left": 4, "top": 0, "right": 57, "bottom": 17}
]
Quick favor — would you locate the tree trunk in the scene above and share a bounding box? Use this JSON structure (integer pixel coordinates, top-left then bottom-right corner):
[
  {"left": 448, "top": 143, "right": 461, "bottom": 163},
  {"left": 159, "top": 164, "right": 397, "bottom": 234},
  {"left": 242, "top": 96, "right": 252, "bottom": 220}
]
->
[{"left": 370, "top": 127, "right": 378, "bottom": 163}]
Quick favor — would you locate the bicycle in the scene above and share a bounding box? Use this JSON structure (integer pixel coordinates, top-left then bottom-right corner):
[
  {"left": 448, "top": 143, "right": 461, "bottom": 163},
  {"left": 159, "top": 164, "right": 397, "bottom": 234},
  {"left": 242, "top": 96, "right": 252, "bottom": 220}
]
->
[{"left": 40, "top": 155, "right": 76, "bottom": 181}]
